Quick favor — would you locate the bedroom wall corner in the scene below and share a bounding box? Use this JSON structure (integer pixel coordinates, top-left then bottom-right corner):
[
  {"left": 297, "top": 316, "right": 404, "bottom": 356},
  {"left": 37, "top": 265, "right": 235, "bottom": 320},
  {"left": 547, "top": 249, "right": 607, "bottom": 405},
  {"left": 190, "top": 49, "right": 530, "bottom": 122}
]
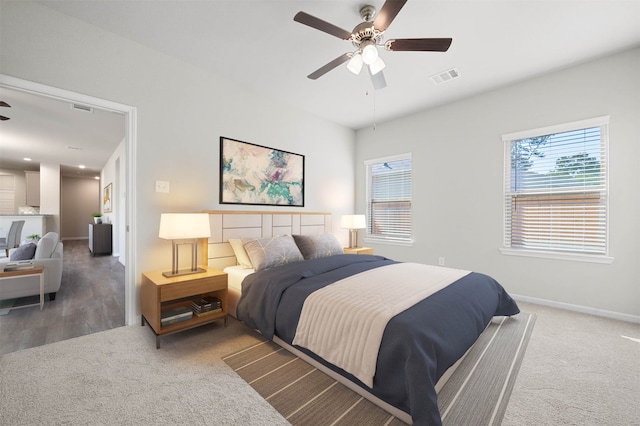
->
[{"left": 354, "top": 47, "right": 640, "bottom": 319}]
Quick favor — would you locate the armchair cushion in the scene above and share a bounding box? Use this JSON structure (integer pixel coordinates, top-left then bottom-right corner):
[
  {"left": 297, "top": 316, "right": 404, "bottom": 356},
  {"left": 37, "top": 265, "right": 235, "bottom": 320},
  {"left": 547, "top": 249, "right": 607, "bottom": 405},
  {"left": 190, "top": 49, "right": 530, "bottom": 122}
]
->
[
  {"left": 35, "top": 232, "right": 59, "bottom": 260},
  {"left": 9, "top": 243, "right": 37, "bottom": 261}
]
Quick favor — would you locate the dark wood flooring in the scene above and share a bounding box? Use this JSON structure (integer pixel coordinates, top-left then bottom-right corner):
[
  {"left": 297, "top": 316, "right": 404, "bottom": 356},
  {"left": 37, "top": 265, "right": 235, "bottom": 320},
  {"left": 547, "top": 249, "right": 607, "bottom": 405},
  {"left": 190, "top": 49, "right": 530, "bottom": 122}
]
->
[{"left": 0, "top": 239, "right": 125, "bottom": 355}]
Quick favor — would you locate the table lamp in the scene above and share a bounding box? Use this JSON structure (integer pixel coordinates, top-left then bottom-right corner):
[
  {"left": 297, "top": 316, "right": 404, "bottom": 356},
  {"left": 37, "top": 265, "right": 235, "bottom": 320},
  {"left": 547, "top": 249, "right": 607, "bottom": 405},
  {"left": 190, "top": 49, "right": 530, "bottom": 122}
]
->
[
  {"left": 341, "top": 214, "right": 366, "bottom": 249},
  {"left": 159, "top": 213, "right": 211, "bottom": 278}
]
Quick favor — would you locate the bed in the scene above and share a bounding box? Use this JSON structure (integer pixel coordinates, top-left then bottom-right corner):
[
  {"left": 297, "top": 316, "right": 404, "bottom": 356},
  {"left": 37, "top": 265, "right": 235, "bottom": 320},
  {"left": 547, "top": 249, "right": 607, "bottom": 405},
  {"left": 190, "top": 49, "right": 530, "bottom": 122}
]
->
[{"left": 201, "top": 211, "right": 520, "bottom": 426}]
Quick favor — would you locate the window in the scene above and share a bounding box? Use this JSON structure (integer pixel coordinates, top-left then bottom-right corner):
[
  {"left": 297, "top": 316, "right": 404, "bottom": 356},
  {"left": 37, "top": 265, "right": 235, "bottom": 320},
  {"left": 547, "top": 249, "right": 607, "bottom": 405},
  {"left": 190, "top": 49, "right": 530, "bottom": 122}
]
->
[
  {"left": 365, "top": 153, "right": 412, "bottom": 244},
  {"left": 502, "top": 116, "right": 611, "bottom": 262}
]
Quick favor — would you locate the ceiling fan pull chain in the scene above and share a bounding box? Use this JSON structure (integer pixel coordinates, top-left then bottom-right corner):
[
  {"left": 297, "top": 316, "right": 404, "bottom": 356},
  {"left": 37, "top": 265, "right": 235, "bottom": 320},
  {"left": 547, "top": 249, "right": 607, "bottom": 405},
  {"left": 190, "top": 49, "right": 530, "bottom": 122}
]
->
[{"left": 373, "top": 89, "right": 377, "bottom": 131}]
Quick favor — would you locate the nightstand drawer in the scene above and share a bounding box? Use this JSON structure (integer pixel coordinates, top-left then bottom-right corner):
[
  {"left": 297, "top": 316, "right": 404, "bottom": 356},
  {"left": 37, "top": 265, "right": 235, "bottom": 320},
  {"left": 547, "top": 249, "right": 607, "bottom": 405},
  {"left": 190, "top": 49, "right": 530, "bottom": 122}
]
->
[{"left": 160, "top": 275, "right": 226, "bottom": 302}]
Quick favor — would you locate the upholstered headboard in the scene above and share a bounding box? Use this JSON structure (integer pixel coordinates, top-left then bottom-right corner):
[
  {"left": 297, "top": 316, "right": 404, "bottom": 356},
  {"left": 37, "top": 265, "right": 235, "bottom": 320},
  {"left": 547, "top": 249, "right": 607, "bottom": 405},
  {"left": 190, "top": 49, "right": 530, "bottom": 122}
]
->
[{"left": 201, "top": 211, "right": 332, "bottom": 270}]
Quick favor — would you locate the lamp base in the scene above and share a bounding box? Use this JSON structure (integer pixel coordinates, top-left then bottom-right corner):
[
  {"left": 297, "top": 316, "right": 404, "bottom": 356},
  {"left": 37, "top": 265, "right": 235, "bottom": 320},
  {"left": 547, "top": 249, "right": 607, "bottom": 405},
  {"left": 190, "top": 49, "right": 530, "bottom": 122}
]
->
[
  {"left": 162, "top": 267, "right": 206, "bottom": 278},
  {"left": 348, "top": 229, "right": 359, "bottom": 249}
]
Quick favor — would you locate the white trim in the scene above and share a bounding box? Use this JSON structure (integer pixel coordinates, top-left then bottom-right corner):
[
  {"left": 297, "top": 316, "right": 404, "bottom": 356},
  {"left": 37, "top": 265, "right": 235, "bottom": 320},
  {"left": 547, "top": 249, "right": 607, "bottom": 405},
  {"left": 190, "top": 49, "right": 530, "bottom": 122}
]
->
[
  {"left": 363, "top": 236, "right": 414, "bottom": 247},
  {"left": 363, "top": 152, "right": 412, "bottom": 166},
  {"left": 502, "top": 116, "right": 610, "bottom": 258},
  {"left": 502, "top": 115, "right": 610, "bottom": 142},
  {"left": 512, "top": 294, "right": 640, "bottom": 324},
  {"left": 0, "top": 74, "right": 139, "bottom": 326},
  {"left": 500, "top": 248, "right": 614, "bottom": 264},
  {"left": 364, "top": 152, "right": 413, "bottom": 243}
]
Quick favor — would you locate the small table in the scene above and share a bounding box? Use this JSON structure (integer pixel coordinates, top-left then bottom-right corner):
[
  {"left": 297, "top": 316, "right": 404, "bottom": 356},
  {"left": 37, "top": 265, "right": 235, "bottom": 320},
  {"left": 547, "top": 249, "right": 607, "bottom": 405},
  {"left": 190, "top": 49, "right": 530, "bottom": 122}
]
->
[
  {"left": 0, "top": 267, "right": 45, "bottom": 311},
  {"left": 141, "top": 266, "right": 228, "bottom": 349},
  {"left": 343, "top": 247, "right": 374, "bottom": 255}
]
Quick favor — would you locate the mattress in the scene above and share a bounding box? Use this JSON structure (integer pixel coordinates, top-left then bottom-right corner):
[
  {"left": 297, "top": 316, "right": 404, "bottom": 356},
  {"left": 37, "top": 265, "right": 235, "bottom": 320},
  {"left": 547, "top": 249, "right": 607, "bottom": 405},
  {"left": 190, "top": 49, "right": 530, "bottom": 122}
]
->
[{"left": 223, "top": 265, "right": 254, "bottom": 317}]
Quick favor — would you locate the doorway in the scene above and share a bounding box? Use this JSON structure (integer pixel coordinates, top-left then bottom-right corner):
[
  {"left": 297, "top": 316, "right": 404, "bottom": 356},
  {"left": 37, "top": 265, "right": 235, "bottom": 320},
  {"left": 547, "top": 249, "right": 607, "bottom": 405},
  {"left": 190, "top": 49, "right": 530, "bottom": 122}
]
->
[{"left": 0, "top": 73, "right": 137, "bottom": 328}]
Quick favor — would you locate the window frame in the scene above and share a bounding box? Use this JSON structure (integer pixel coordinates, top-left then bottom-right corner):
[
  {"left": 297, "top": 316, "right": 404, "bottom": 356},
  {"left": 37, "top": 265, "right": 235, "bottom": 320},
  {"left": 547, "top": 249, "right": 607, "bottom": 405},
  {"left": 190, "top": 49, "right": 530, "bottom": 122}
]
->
[
  {"left": 364, "top": 153, "right": 414, "bottom": 246},
  {"left": 500, "top": 116, "right": 613, "bottom": 264}
]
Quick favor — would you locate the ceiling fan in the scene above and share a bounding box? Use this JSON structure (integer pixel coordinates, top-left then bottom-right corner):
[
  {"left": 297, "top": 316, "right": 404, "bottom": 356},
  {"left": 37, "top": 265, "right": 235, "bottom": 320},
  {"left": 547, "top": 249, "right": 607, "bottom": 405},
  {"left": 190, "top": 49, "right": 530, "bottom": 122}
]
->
[
  {"left": 0, "top": 101, "right": 10, "bottom": 121},
  {"left": 294, "top": 0, "right": 452, "bottom": 90}
]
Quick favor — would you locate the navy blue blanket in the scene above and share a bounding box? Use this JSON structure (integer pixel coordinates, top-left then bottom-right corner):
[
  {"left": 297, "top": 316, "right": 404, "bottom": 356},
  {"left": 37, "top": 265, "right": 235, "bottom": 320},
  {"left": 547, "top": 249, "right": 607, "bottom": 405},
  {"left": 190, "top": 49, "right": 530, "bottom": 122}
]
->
[{"left": 236, "top": 254, "right": 519, "bottom": 426}]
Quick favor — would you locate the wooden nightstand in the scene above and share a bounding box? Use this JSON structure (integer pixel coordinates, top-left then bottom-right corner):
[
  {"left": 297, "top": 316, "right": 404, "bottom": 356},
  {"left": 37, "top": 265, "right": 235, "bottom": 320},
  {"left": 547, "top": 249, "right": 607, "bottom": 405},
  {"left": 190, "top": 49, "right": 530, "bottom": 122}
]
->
[
  {"left": 141, "top": 266, "right": 228, "bottom": 349},
  {"left": 343, "top": 247, "right": 374, "bottom": 255}
]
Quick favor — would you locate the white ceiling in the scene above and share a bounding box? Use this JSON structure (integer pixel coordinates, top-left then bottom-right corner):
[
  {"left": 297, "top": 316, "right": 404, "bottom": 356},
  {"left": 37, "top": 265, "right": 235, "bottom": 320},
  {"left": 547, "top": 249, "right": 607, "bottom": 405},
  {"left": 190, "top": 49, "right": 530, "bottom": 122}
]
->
[
  {"left": 1, "top": 0, "right": 639, "bottom": 174},
  {"left": 0, "top": 86, "right": 125, "bottom": 177}
]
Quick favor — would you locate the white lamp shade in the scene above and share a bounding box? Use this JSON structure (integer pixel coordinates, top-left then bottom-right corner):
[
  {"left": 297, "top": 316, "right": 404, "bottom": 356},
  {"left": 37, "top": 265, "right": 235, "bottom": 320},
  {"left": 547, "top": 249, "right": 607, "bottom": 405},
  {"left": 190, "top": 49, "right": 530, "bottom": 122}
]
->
[
  {"left": 361, "top": 41, "right": 379, "bottom": 65},
  {"left": 341, "top": 214, "right": 366, "bottom": 229},
  {"left": 369, "top": 57, "right": 386, "bottom": 75},
  {"left": 159, "top": 213, "right": 211, "bottom": 239},
  {"left": 347, "top": 53, "right": 364, "bottom": 75}
]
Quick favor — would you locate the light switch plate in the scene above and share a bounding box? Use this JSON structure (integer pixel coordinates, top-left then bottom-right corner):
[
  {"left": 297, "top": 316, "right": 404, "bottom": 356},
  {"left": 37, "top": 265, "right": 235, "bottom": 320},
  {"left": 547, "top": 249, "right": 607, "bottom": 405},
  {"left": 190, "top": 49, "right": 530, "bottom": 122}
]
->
[{"left": 155, "top": 180, "right": 170, "bottom": 193}]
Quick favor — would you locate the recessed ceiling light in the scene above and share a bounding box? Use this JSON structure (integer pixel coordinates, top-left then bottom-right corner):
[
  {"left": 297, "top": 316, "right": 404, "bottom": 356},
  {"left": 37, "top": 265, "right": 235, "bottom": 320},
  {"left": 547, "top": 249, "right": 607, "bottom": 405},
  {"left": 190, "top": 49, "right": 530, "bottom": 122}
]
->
[
  {"left": 94, "top": 176, "right": 100, "bottom": 180},
  {"left": 24, "top": 157, "right": 32, "bottom": 161},
  {"left": 79, "top": 165, "right": 86, "bottom": 169}
]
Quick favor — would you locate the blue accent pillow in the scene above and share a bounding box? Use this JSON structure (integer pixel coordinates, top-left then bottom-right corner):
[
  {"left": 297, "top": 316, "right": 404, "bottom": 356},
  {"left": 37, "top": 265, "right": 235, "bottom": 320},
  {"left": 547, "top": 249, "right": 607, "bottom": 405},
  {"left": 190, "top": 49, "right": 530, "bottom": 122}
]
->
[{"left": 9, "top": 243, "right": 37, "bottom": 261}]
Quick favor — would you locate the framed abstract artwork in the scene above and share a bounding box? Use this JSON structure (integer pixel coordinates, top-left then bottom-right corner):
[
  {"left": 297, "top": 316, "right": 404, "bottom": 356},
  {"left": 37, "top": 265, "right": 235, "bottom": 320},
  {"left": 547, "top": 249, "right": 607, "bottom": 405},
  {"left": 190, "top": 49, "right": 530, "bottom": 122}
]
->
[
  {"left": 103, "top": 183, "right": 113, "bottom": 213},
  {"left": 220, "top": 137, "right": 305, "bottom": 207}
]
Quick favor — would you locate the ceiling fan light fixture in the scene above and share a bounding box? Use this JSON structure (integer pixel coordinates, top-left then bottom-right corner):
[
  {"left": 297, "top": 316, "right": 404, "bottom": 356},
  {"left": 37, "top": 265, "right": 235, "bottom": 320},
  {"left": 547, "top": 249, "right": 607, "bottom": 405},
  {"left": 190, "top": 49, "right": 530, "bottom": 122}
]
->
[
  {"left": 361, "top": 40, "right": 378, "bottom": 65},
  {"left": 369, "top": 57, "right": 386, "bottom": 75},
  {"left": 347, "top": 53, "right": 364, "bottom": 75}
]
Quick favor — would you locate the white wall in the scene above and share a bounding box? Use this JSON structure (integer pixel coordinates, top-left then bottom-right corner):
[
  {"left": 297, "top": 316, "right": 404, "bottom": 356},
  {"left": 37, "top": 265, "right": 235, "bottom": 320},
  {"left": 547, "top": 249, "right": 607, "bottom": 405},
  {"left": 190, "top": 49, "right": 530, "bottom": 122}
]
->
[
  {"left": 356, "top": 48, "right": 640, "bottom": 319},
  {"left": 0, "top": 1, "right": 356, "bottom": 323},
  {"left": 39, "top": 162, "right": 60, "bottom": 233}
]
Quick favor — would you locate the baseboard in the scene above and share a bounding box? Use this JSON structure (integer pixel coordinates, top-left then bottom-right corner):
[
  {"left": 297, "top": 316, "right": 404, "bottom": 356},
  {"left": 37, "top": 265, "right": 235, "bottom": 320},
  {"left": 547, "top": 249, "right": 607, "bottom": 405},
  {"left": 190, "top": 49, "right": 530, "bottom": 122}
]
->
[{"left": 512, "top": 294, "right": 640, "bottom": 324}]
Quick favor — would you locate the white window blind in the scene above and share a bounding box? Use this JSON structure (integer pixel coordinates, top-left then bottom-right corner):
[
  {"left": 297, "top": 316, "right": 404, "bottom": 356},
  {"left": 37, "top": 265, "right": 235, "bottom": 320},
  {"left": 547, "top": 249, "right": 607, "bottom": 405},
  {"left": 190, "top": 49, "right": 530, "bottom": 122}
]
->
[
  {"left": 365, "top": 154, "right": 412, "bottom": 243},
  {"left": 503, "top": 117, "right": 608, "bottom": 257}
]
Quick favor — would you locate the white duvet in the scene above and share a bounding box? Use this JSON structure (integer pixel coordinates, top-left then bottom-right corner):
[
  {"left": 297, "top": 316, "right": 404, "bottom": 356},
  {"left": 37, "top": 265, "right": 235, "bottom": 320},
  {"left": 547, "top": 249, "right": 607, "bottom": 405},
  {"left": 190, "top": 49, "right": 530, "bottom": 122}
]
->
[{"left": 292, "top": 263, "right": 470, "bottom": 387}]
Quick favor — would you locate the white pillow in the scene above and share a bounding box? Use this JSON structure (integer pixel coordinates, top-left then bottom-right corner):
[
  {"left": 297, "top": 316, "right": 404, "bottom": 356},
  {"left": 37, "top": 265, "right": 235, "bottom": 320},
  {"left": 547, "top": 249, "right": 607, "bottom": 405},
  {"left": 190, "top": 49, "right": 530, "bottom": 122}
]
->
[{"left": 229, "top": 238, "right": 253, "bottom": 268}]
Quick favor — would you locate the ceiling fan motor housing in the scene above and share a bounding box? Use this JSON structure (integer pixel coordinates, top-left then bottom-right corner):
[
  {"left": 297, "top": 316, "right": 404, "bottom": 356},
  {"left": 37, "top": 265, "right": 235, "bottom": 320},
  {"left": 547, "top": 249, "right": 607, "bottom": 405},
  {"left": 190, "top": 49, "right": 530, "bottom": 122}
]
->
[{"left": 351, "top": 21, "right": 383, "bottom": 49}]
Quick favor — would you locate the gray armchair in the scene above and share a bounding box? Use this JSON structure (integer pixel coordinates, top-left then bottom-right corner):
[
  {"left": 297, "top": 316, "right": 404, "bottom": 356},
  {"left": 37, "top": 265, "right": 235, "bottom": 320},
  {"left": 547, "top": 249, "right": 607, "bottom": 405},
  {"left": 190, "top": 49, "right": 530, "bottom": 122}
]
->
[{"left": 0, "top": 220, "right": 25, "bottom": 257}]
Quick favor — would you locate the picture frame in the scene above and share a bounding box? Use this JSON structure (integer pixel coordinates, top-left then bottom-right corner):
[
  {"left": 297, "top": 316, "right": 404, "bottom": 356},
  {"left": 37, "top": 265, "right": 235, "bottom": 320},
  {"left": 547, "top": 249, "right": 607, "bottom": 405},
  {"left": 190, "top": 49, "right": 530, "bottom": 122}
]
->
[
  {"left": 103, "top": 183, "right": 113, "bottom": 213},
  {"left": 220, "top": 137, "right": 305, "bottom": 207}
]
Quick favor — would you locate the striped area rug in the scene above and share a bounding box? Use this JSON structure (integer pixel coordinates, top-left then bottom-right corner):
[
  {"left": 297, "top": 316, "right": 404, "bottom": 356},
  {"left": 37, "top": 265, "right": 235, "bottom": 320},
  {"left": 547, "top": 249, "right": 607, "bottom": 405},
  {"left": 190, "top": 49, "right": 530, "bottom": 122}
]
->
[{"left": 223, "top": 313, "right": 535, "bottom": 425}]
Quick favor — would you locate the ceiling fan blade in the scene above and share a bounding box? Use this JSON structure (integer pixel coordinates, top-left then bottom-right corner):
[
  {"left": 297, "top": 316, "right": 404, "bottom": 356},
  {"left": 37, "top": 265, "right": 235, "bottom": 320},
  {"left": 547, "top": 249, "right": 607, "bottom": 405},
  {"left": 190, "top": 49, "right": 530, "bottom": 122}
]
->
[
  {"left": 0, "top": 101, "right": 11, "bottom": 108},
  {"left": 373, "top": 0, "right": 408, "bottom": 32},
  {"left": 294, "top": 12, "right": 352, "bottom": 40},
  {"left": 307, "top": 53, "right": 352, "bottom": 80},
  {"left": 368, "top": 68, "right": 387, "bottom": 90},
  {"left": 386, "top": 38, "right": 452, "bottom": 52},
  {"left": 0, "top": 115, "right": 10, "bottom": 121}
]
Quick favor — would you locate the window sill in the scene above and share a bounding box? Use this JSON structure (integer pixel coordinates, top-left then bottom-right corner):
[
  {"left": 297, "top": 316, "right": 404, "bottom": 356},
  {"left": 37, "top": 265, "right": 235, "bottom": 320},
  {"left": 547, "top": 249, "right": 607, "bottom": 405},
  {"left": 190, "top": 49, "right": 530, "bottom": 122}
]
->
[
  {"left": 364, "top": 237, "right": 414, "bottom": 247},
  {"left": 500, "top": 248, "right": 614, "bottom": 264}
]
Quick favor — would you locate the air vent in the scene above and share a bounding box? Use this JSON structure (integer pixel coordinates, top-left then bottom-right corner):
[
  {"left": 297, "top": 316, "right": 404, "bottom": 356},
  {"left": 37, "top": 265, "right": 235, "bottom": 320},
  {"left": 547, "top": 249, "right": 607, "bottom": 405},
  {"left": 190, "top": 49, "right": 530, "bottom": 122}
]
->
[
  {"left": 71, "top": 103, "right": 93, "bottom": 113},
  {"left": 430, "top": 67, "right": 460, "bottom": 85}
]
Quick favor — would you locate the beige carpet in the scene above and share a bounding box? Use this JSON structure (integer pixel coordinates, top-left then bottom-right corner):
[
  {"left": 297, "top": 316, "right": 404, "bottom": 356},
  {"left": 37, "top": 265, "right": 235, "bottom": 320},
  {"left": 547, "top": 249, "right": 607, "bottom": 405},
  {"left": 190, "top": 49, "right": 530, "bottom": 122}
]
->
[
  {"left": 0, "top": 319, "right": 289, "bottom": 425},
  {"left": 1, "top": 302, "right": 638, "bottom": 425}
]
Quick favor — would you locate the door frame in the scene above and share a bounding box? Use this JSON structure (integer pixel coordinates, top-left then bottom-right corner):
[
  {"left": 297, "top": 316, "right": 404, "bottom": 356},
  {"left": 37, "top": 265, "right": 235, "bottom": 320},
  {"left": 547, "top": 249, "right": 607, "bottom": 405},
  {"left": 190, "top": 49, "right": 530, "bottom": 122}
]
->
[{"left": 0, "top": 74, "right": 138, "bottom": 326}]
